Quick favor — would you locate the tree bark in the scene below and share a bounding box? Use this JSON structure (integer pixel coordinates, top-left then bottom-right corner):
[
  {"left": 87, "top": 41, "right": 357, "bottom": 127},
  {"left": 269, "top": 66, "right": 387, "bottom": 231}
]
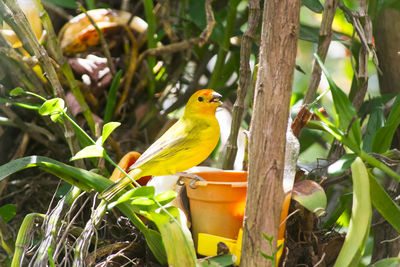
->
[{"left": 240, "top": 0, "right": 300, "bottom": 266}]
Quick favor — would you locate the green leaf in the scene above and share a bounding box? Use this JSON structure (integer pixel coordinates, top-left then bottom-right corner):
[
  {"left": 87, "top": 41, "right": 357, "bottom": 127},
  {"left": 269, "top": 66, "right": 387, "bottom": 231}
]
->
[
  {"left": 104, "top": 70, "right": 123, "bottom": 123},
  {"left": 101, "top": 122, "right": 121, "bottom": 145},
  {"left": 9, "top": 87, "right": 26, "bottom": 96},
  {"left": 144, "top": 207, "right": 197, "bottom": 267},
  {"left": 108, "top": 186, "right": 155, "bottom": 209},
  {"left": 315, "top": 54, "right": 362, "bottom": 152},
  {"left": 0, "top": 204, "right": 16, "bottom": 222},
  {"left": 368, "top": 172, "right": 400, "bottom": 232},
  {"left": 371, "top": 257, "right": 400, "bottom": 267},
  {"left": 131, "top": 198, "right": 157, "bottom": 212},
  {"left": 334, "top": 158, "right": 371, "bottom": 267},
  {"left": 199, "top": 254, "right": 236, "bottom": 267},
  {"left": 155, "top": 190, "right": 177, "bottom": 206},
  {"left": 372, "top": 94, "right": 400, "bottom": 153},
  {"left": 43, "top": 0, "right": 78, "bottom": 8},
  {"left": 38, "top": 98, "right": 65, "bottom": 116},
  {"left": 71, "top": 145, "right": 104, "bottom": 161},
  {"left": 301, "top": 0, "right": 323, "bottom": 13},
  {"left": 292, "top": 180, "right": 327, "bottom": 216},
  {"left": 328, "top": 154, "right": 357, "bottom": 177}
]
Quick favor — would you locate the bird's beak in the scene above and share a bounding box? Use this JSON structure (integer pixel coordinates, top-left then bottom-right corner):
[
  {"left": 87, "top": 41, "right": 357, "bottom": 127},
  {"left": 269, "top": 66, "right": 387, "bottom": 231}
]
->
[{"left": 210, "top": 92, "right": 222, "bottom": 105}]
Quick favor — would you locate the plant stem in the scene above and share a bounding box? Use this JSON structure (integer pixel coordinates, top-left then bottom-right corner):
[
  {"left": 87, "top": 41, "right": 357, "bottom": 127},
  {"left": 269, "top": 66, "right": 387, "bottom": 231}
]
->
[
  {"left": 360, "top": 150, "right": 400, "bottom": 182},
  {"left": 143, "top": 0, "right": 157, "bottom": 96}
]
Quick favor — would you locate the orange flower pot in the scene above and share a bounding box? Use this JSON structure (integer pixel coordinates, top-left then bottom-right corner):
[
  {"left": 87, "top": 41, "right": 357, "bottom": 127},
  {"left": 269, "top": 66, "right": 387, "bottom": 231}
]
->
[{"left": 184, "top": 171, "right": 247, "bottom": 248}]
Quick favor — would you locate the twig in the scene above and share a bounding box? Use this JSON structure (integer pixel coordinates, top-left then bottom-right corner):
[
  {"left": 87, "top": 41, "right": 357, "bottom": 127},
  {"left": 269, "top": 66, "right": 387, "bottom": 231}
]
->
[
  {"left": 1, "top": 0, "right": 81, "bottom": 159},
  {"left": 303, "top": 0, "right": 339, "bottom": 105},
  {"left": 33, "top": 0, "right": 96, "bottom": 133},
  {"left": 222, "top": 0, "right": 260, "bottom": 169}
]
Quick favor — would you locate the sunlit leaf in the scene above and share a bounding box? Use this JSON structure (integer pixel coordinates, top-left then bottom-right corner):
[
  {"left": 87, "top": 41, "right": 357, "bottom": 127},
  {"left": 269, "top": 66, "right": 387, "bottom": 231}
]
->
[
  {"left": 38, "top": 98, "right": 65, "bottom": 116},
  {"left": 102, "top": 122, "right": 121, "bottom": 145},
  {"left": 131, "top": 198, "right": 157, "bottom": 211},
  {"left": 155, "top": 190, "right": 177, "bottom": 206},
  {"left": 371, "top": 257, "right": 400, "bottom": 267},
  {"left": 108, "top": 186, "right": 155, "bottom": 209},
  {"left": 71, "top": 145, "right": 104, "bottom": 161}
]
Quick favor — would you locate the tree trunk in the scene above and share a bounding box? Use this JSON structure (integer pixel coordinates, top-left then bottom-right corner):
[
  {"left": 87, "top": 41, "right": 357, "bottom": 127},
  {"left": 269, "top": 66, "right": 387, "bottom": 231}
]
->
[{"left": 240, "top": 0, "right": 300, "bottom": 266}]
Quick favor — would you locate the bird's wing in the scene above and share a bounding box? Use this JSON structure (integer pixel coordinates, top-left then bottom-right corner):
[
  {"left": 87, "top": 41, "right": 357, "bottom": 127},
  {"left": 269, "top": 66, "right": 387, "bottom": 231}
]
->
[{"left": 128, "top": 120, "right": 195, "bottom": 170}]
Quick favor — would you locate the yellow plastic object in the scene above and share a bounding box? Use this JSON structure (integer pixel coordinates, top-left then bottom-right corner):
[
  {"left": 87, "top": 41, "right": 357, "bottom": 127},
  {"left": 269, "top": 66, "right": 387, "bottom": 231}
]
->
[{"left": 197, "top": 229, "right": 243, "bottom": 265}]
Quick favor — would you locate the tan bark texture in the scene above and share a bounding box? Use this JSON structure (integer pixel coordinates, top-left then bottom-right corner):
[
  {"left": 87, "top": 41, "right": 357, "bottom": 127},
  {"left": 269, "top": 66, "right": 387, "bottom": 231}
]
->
[{"left": 240, "top": 0, "right": 300, "bottom": 266}]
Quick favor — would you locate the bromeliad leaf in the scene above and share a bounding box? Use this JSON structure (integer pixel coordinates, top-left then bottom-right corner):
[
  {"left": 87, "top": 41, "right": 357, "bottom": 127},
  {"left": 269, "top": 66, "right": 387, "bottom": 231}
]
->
[
  {"left": 39, "top": 98, "right": 65, "bottom": 116},
  {"left": 102, "top": 122, "right": 121, "bottom": 145},
  {"left": 71, "top": 145, "right": 104, "bottom": 161}
]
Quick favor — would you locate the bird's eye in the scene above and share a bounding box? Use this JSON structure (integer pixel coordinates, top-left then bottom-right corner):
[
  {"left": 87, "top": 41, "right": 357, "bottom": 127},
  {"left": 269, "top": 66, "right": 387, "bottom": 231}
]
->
[{"left": 198, "top": 96, "right": 204, "bottom": 102}]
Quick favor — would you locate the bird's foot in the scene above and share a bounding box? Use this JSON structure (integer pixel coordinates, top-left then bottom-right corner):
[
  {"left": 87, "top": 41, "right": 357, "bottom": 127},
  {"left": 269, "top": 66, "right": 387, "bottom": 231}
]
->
[{"left": 176, "top": 172, "right": 206, "bottom": 189}]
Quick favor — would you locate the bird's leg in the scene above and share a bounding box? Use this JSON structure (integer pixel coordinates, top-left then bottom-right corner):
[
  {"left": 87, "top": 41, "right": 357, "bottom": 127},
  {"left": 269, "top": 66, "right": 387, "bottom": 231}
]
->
[{"left": 176, "top": 172, "right": 206, "bottom": 189}]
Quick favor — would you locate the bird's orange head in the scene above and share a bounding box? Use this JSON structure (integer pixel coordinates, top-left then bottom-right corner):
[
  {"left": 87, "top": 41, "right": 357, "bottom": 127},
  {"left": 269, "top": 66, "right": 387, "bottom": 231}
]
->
[{"left": 184, "top": 89, "right": 222, "bottom": 116}]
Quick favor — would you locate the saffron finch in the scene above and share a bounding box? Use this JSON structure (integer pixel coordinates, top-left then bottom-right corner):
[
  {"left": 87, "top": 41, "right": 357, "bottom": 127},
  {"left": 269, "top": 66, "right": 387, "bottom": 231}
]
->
[{"left": 100, "top": 89, "right": 222, "bottom": 200}]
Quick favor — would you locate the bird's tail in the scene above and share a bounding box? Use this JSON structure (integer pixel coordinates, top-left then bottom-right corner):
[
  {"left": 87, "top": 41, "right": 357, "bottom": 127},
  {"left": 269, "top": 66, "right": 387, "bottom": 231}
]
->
[{"left": 100, "top": 169, "right": 142, "bottom": 201}]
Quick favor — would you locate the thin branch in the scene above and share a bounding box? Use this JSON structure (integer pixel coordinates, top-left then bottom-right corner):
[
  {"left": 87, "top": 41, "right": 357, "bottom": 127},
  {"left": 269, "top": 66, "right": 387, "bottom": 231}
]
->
[
  {"left": 303, "top": 0, "right": 339, "bottom": 105},
  {"left": 222, "top": 0, "right": 260, "bottom": 169}
]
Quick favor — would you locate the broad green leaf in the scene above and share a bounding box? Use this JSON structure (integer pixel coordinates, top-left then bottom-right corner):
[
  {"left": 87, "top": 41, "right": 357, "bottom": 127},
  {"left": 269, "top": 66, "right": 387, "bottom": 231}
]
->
[
  {"left": 101, "top": 122, "right": 121, "bottom": 145},
  {"left": 301, "top": 0, "right": 323, "bottom": 13},
  {"left": 9, "top": 87, "right": 26, "bottom": 96},
  {"left": 71, "top": 145, "right": 104, "bottom": 161},
  {"left": 299, "top": 24, "right": 349, "bottom": 44},
  {"left": 0, "top": 204, "right": 16, "bottom": 222},
  {"left": 145, "top": 207, "right": 197, "bottom": 267},
  {"left": 315, "top": 54, "right": 362, "bottom": 152},
  {"left": 368, "top": 172, "right": 400, "bottom": 232},
  {"left": 371, "top": 257, "right": 400, "bottom": 267},
  {"left": 131, "top": 198, "right": 157, "bottom": 211},
  {"left": 155, "top": 190, "right": 177, "bottom": 206},
  {"left": 328, "top": 154, "right": 357, "bottom": 177},
  {"left": 108, "top": 186, "right": 155, "bottom": 209},
  {"left": 38, "top": 98, "right": 65, "bottom": 116},
  {"left": 334, "top": 158, "right": 371, "bottom": 267},
  {"left": 372, "top": 93, "right": 400, "bottom": 153},
  {"left": 292, "top": 180, "right": 327, "bottom": 216},
  {"left": 104, "top": 70, "right": 123, "bottom": 123},
  {"left": 199, "top": 254, "right": 236, "bottom": 267}
]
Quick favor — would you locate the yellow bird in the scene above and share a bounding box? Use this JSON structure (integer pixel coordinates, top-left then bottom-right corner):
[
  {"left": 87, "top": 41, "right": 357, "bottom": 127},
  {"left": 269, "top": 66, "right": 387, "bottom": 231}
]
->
[{"left": 100, "top": 89, "right": 222, "bottom": 200}]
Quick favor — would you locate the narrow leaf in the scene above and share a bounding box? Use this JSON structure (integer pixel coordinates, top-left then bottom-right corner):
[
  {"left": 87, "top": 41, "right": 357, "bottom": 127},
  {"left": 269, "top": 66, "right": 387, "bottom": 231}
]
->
[
  {"left": 198, "top": 254, "right": 236, "bottom": 267},
  {"left": 104, "top": 70, "right": 123, "bottom": 123},
  {"left": 108, "top": 186, "right": 155, "bottom": 209},
  {"left": 368, "top": 172, "right": 400, "bottom": 232}
]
